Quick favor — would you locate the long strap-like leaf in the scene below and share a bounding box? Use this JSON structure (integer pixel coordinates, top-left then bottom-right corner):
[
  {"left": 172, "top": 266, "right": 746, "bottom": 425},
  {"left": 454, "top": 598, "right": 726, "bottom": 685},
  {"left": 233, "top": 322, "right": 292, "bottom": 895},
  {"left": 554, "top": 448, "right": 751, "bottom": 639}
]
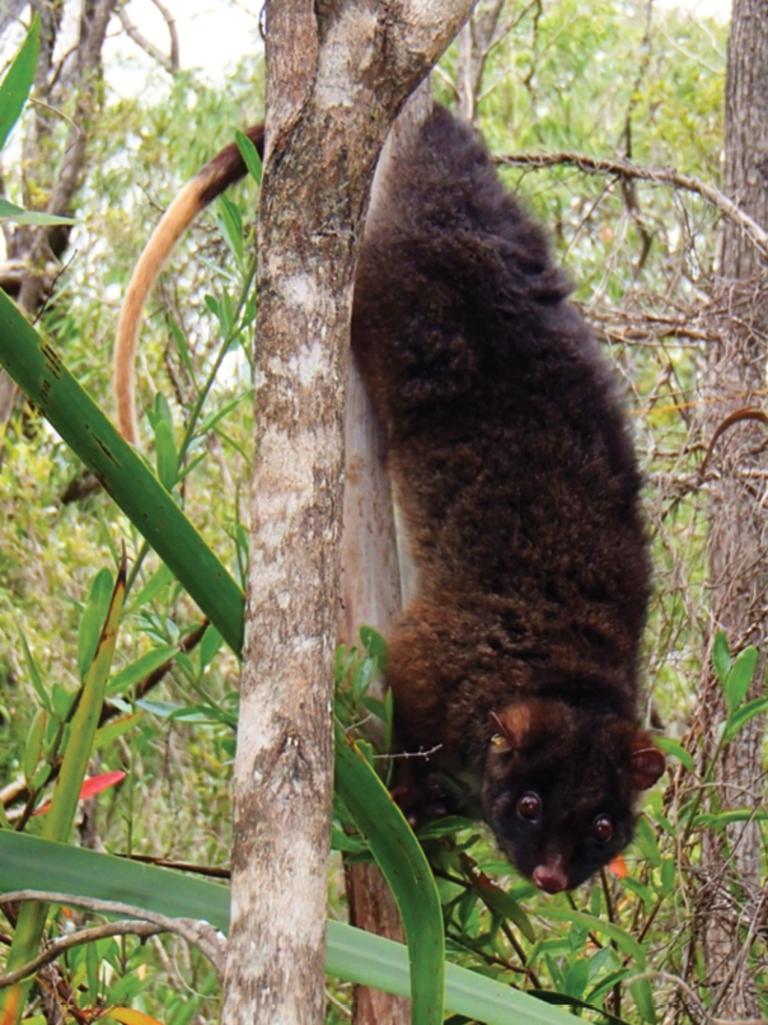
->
[
  {"left": 0, "top": 291, "right": 244, "bottom": 653},
  {"left": 0, "top": 832, "right": 578, "bottom": 1025}
]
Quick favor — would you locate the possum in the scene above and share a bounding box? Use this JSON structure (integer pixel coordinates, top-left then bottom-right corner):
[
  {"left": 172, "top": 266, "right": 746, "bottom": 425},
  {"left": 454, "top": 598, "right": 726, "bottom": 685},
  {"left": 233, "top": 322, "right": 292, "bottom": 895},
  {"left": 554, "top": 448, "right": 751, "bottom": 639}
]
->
[{"left": 114, "top": 106, "right": 664, "bottom": 893}]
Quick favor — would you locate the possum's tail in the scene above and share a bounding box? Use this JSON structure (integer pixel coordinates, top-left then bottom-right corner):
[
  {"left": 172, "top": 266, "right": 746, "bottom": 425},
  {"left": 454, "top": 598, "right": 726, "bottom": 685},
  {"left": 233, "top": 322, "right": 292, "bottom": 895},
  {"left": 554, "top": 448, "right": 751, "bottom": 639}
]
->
[{"left": 114, "top": 124, "right": 265, "bottom": 443}]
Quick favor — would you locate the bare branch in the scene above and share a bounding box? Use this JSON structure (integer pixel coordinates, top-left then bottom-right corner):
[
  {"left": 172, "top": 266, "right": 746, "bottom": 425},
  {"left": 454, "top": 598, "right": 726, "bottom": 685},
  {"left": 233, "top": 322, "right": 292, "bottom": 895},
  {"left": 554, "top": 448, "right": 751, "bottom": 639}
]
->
[
  {"left": 0, "top": 891, "right": 226, "bottom": 974},
  {"left": 499, "top": 150, "right": 768, "bottom": 258},
  {"left": 117, "top": 0, "right": 179, "bottom": 74},
  {"left": 148, "top": 0, "right": 179, "bottom": 68},
  {"left": 0, "top": 0, "right": 27, "bottom": 38},
  {"left": 0, "top": 920, "right": 162, "bottom": 988}
]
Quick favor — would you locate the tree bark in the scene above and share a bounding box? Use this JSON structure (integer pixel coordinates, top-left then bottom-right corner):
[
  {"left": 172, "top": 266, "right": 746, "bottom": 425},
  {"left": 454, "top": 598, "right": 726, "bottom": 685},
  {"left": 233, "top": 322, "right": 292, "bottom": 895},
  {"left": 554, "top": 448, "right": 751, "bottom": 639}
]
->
[
  {"left": 698, "top": 0, "right": 768, "bottom": 1016},
  {"left": 222, "top": 4, "right": 473, "bottom": 1023}
]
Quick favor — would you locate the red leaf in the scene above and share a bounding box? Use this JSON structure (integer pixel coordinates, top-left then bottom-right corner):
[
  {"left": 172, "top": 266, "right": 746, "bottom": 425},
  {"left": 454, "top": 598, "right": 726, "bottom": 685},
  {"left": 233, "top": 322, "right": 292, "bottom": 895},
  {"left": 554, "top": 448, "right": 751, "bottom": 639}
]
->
[
  {"left": 608, "top": 853, "right": 628, "bottom": 878},
  {"left": 32, "top": 770, "right": 126, "bottom": 815}
]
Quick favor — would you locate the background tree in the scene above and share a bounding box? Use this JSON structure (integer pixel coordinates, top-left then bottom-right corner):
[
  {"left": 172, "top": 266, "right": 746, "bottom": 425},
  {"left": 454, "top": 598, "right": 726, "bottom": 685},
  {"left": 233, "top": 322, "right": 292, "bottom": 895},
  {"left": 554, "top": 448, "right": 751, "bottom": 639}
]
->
[{"left": 696, "top": 0, "right": 768, "bottom": 1017}]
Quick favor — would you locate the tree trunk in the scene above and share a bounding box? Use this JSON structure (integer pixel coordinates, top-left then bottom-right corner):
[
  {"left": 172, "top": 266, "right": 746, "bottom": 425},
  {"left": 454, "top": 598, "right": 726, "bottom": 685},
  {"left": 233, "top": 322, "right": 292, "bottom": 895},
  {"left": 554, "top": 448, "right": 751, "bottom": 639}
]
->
[
  {"left": 698, "top": 0, "right": 768, "bottom": 1016},
  {"left": 222, "top": 4, "right": 473, "bottom": 1023}
]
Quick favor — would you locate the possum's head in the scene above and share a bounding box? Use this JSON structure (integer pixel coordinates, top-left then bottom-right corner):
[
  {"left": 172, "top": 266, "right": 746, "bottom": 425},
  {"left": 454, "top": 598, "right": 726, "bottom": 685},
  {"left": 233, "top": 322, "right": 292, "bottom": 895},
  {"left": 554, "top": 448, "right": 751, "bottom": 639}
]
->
[{"left": 481, "top": 698, "right": 664, "bottom": 892}]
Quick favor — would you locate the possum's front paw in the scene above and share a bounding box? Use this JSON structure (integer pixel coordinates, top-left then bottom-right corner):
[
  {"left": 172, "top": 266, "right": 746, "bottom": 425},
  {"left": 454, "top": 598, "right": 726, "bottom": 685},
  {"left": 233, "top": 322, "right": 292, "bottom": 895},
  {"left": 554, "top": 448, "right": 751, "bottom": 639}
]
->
[{"left": 391, "top": 762, "right": 451, "bottom": 826}]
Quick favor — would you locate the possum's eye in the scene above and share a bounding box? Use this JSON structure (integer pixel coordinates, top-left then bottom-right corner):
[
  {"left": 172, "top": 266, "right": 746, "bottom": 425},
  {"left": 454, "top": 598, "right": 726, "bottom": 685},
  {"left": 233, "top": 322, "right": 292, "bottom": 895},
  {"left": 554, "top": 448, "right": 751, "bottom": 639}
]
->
[
  {"left": 592, "top": 815, "right": 614, "bottom": 843},
  {"left": 516, "top": 791, "right": 542, "bottom": 821}
]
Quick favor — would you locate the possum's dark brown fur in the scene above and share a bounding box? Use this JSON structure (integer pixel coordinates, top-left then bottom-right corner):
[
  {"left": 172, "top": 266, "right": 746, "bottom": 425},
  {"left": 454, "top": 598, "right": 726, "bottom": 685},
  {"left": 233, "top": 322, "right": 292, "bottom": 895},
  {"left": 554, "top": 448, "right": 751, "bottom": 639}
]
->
[{"left": 352, "top": 106, "right": 663, "bottom": 892}]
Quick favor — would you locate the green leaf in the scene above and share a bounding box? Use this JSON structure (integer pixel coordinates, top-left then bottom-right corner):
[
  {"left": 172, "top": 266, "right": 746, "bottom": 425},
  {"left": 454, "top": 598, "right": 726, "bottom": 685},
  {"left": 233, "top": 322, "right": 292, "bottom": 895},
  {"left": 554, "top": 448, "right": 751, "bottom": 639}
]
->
[
  {"left": 15, "top": 622, "right": 51, "bottom": 711},
  {"left": 537, "top": 906, "right": 657, "bottom": 1022},
  {"left": 724, "top": 645, "right": 758, "bottom": 714},
  {"left": 129, "top": 563, "right": 174, "bottom": 610},
  {"left": 94, "top": 712, "right": 142, "bottom": 748},
  {"left": 50, "top": 683, "right": 74, "bottom": 721},
  {"left": 216, "top": 194, "right": 244, "bottom": 264},
  {"left": 0, "top": 16, "right": 40, "bottom": 151},
  {"left": 563, "top": 959, "right": 588, "bottom": 1000},
  {"left": 652, "top": 736, "right": 693, "bottom": 772},
  {"left": 78, "top": 569, "right": 115, "bottom": 681},
  {"left": 200, "top": 625, "right": 224, "bottom": 668},
  {"left": 472, "top": 874, "right": 536, "bottom": 944},
  {"left": 712, "top": 632, "right": 731, "bottom": 687},
  {"left": 417, "top": 816, "right": 477, "bottom": 840},
  {"left": 632, "top": 815, "right": 661, "bottom": 867},
  {"left": 154, "top": 418, "right": 178, "bottom": 490},
  {"left": 331, "top": 825, "right": 369, "bottom": 854},
  {"left": 693, "top": 807, "right": 768, "bottom": 828},
  {"left": 22, "top": 708, "right": 47, "bottom": 785},
  {"left": 166, "top": 314, "right": 195, "bottom": 377},
  {"left": 0, "top": 197, "right": 76, "bottom": 225},
  {"left": 360, "top": 624, "right": 389, "bottom": 667},
  {"left": 659, "top": 857, "right": 676, "bottom": 896},
  {"left": 108, "top": 645, "right": 178, "bottom": 696},
  {"left": 722, "top": 695, "right": 768, "bottom": 743},
  {"left": 235, "top": 128, "right": 262, "bottom": 184},
  {"left": 0, "top": 832, "right": 579, "bottom": 1025}
]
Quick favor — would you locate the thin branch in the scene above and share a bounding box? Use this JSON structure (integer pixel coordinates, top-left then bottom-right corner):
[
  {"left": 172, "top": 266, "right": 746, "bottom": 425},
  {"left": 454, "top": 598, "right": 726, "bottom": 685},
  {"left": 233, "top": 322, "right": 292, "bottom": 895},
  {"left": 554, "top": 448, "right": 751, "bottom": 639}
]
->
[
  {"left": 117, "top": 3, "right": 178, "bottom": 75},
  {"left": 698, "top": 408, "right": 768, "bottom": 478},
  {"left": 498, "top": 151, "right": 768, "bottom": 259},
  {"left": 0, "top": 890, "right": 226, "bottom": 973},
  {"left": 148, "top": 0, "right": 179, "bottom": 68},
  {"left": 0, "top": 920, "right": 161, "bottom": 988}
]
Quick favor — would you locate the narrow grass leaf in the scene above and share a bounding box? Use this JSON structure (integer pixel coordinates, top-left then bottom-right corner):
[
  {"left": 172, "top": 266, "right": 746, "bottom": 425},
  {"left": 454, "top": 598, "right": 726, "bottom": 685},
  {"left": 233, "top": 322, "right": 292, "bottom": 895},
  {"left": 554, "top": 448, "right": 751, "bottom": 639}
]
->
[{"left": 0, "top": 198, "right": 75, "bottom": 225}]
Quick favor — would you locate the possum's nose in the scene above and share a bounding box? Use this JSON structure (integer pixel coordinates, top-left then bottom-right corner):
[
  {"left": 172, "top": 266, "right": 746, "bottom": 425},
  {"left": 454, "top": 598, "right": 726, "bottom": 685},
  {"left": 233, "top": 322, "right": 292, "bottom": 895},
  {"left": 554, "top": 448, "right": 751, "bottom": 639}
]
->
[{"left": 532, "top": 863, "right": 568, "bottom": 893}]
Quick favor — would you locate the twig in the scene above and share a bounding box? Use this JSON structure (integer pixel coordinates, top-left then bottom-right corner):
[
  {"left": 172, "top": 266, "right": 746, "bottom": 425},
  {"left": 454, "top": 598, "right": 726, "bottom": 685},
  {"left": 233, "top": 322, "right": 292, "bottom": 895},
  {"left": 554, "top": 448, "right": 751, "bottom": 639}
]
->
[
  {"left": 498, "top": 151, "right": 768, "bottom": 259},
  {"left": 698, "top": 408, "right": 768, "bottom": 479},
  {"left": 626, "top": 969, "right": 768, "bottom": 1025},
  {"left": 0, "top": 890, "right": 226, "bottom": 974},
  {"left": 0, "top": 919, "right": 161, "bottom": 987},
  {"left": 148, "top": 0, "right": 179, "bottom": 69},
  {"left": 117, "top": 3, "right": 178, "bottom": 75}
]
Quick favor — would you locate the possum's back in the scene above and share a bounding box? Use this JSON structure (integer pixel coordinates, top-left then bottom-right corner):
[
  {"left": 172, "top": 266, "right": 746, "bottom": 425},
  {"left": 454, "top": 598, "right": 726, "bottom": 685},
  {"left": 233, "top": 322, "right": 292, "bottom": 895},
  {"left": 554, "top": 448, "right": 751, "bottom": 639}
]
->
[{"left": 351, "top": 106, "right": 650, "bottom": 646}]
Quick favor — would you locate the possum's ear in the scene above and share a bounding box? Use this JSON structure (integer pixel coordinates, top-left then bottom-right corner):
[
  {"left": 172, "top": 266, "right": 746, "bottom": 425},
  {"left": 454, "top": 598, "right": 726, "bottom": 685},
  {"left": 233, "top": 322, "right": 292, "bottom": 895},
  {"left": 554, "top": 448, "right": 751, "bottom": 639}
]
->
[
  {"left": 489, "top": 700, "right": 571, "bottom": 754},
  {"left": 631, "top": 738, "right": 666, "bottom": 789}
]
